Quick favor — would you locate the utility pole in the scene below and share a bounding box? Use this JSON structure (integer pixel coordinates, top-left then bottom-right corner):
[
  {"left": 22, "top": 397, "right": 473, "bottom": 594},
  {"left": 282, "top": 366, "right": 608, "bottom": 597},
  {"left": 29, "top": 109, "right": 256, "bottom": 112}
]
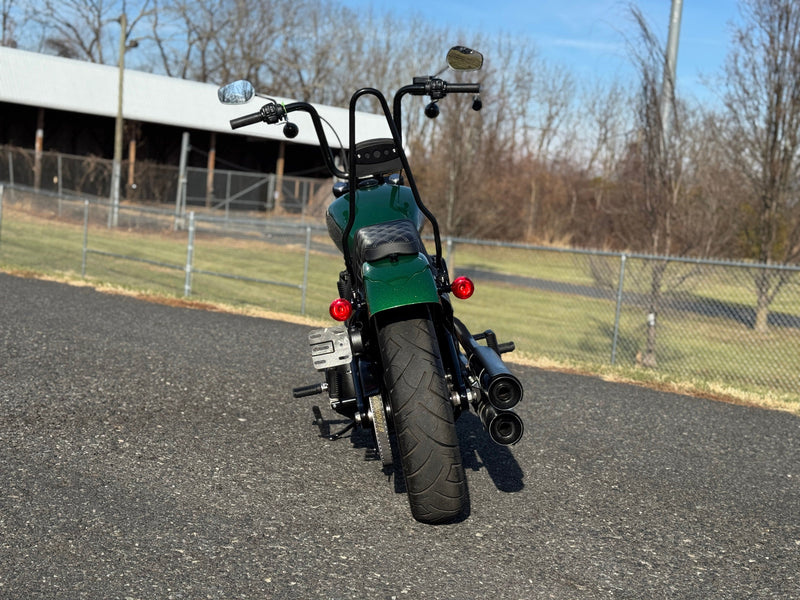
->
[
  {"left": 109, "top": 13, "right": 126, "bottom": 227},
  {"left": 660, "top": 0, "right": 683, "bottom": 151}
]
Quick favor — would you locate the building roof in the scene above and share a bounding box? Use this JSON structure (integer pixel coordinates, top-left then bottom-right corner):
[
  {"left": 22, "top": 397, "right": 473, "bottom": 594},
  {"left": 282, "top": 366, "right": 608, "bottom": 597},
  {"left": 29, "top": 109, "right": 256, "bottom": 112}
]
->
[{"left": 0, "top": 46, "right": 390, "bottom": 148}]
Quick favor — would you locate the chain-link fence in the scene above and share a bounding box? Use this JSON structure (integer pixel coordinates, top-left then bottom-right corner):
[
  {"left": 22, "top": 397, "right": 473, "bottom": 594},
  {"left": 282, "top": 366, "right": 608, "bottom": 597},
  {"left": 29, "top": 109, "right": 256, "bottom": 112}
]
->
[
  {"left": 184, "top": 166, "right": 331, "bottom": 217},
  {"left": 1, "top": 145, "right": 331, "bottom": 218},
  {"left": 2, "top": 181, "right": 799, "bottom": 403},
  {"left": 0, "top": 184, "right": 322, "bottom": 315},
  {"left": 445, "top": 238, "right": 800, "bottom": 401}
]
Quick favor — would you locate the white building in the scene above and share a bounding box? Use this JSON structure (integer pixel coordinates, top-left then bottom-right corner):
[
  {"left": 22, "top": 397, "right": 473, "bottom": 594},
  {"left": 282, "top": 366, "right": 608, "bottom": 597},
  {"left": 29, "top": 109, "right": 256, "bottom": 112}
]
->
[{"left": 0, "top": 46, "right": 389, "bottom": 178}]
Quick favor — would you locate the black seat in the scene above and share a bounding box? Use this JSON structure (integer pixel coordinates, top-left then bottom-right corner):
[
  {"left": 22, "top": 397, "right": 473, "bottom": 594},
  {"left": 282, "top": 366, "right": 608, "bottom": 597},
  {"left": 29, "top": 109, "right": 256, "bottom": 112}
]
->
[{"left": 353, "top": 219, "right": 425, "bottom": 269}]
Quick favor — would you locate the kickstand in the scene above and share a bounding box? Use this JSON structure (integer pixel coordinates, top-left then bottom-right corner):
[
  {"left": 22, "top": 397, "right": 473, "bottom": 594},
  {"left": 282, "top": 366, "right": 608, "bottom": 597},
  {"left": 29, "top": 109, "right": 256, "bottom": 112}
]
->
[
  {"left": 312, "top": 406, "right": 356, "bottom": 440},
  {"left": 328, "top": 421, "right": 356, "bottom": 440}
]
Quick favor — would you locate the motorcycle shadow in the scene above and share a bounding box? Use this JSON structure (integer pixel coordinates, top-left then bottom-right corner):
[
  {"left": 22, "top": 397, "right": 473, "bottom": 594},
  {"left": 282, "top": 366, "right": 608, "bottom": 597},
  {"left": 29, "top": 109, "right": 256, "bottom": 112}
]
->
[
  {"left": 311, "top": 405, "right": 384, "bottom": 463},
  {"left": 456, "top": 411, "right": 525, "bottom": 493},
  {"left": 311, "top": 407, "right": 525, "bottom": 502}
]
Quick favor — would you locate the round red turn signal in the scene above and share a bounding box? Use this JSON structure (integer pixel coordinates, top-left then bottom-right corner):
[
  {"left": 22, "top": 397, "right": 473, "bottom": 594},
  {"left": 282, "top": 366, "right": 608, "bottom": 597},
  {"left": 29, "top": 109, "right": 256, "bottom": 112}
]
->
[
  {"left": 451, "top": 276, "right": 475, "bottom": 300},
  {"left": 329, "top": 298, "right": 353, "bottom": 321}
]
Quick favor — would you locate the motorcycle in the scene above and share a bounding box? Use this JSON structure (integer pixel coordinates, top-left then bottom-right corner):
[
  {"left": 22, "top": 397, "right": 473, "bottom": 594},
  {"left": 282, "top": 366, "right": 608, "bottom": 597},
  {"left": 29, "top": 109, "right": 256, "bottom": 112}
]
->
[{"left": 218, "top": 46, "right": 524, "bottom": 524}]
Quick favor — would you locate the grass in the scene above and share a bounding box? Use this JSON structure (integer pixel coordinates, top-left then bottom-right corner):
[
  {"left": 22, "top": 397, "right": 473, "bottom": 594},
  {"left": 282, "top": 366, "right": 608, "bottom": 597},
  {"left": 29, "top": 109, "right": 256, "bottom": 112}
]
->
[
  {"left": 2, "top": 201, "right": 799, "bottom": 416},
  {"left": 450, "top": 241, "right": 598, "bottom": 286}
]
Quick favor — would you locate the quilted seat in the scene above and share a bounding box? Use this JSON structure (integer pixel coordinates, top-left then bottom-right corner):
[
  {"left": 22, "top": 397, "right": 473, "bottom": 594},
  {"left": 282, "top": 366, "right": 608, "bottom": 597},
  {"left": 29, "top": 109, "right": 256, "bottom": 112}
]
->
[{"left": 353, "top": 219, "right": 425, "bottom": 269}]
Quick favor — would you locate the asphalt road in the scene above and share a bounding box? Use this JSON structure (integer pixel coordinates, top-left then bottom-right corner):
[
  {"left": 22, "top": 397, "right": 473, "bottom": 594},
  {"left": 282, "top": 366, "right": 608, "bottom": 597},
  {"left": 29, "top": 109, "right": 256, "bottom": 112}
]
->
[{"left": 1, "top": 272, "right": 798, "bottom": 599}]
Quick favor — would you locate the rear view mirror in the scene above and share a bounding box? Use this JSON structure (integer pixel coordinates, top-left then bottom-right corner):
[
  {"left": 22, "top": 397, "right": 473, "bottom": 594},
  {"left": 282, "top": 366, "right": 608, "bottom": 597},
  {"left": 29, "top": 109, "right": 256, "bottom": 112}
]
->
[
  {"left": 217, "top": 80, "right": 255, "bottom": 105},
  {"left": 446, "top": 46, "right": 484, "bottom": 71}
]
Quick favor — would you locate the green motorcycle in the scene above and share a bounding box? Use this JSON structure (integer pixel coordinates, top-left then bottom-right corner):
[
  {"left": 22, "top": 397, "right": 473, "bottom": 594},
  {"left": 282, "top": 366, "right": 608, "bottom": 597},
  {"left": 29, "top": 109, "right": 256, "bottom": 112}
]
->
[{"left": 219, "top": 47, "right": 524, "bottom": 524}]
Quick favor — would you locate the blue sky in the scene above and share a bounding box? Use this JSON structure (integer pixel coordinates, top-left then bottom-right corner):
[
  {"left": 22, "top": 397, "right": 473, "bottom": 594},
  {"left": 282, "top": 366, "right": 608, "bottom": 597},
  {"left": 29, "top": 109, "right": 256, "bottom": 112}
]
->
[{"left": 337, "top": 0, "right": 742, "bottom": 100}]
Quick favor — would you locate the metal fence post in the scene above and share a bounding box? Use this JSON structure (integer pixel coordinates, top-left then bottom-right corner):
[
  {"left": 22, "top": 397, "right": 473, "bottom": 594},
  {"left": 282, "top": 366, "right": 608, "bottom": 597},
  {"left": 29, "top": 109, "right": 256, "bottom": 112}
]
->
[
  {"left": 81, "top": 199, "right": 89, "bottom": 277},
  {"left": 7, "top": 151, "right": 14, "bottom": 201},
  {"left": 610, "top": 253, "right": 627, "bottom": 365},
  {"left": 301, "top": 226, "right": 311, "bottom": 315},
  {"left": 225, "top": 171, "right": 232, "bottom": 224},
  {"left": 174, "top": 132, "right": 190, "bottom": 230},
  {"left": 0, "top": 184, "right": 4, "bottom": 249},
  {"left": 266, "top": 174, "right": 276, "bottom": 212},
  {"left": 57, "top": 154, "right": 64, "bottom": 216},
  {"left": 184, "top": 211, "right": 195, "bottom": 296},
  {"left": 446, "top": 236, "right": 454, "bottom": 274}
]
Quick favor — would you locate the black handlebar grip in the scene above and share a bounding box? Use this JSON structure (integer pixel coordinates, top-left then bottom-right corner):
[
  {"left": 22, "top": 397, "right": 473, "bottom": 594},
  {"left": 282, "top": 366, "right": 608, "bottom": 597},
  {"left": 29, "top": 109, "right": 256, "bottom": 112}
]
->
[
  {"left": 446, "top": 83, "right": 481, "bottom": 94},
  {"left": 230, "top": 112, "right": 264, "bottom": 129}
]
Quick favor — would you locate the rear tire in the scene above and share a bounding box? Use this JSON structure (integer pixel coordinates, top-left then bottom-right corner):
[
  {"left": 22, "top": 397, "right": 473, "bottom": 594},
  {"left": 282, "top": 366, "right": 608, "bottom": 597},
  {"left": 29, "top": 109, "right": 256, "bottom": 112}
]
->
[{"left": 376, "top": 308, "right": 467, "bottom": 524}]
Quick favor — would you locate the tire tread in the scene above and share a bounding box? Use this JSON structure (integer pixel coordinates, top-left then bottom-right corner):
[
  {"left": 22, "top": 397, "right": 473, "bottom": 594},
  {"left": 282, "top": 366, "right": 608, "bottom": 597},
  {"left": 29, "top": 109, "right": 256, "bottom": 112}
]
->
[{"left": 377, "top": 311, "right": 466, "bottom": 523}]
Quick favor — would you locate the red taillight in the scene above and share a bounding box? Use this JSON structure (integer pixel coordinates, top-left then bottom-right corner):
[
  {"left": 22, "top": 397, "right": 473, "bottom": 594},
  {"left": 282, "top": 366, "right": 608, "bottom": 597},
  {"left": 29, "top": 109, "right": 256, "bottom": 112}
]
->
[
  {"left": 329, "top": 298, "right": 353, "bottom": 321},
  {"left": 451, "top": 276, "right": 475, "bottom": 299}
]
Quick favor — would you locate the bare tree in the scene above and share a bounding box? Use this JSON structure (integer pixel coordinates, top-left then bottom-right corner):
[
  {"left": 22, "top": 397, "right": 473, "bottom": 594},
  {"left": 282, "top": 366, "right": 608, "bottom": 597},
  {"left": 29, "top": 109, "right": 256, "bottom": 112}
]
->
[
  {"left": 148, "top": 0, "right": 290, "bottom": 84},
  {"left": 547, "top": 79, "right": 630, "bottom": 248},
  {"left": 685, "top": 111, "right": 744, "bottom": 258},
  {"left": 149, "top": 0, "right": 229, "bottom": 80},
  {"left": 2, "top": 0, "right": 18, "bottom": 46},
  {"left": 522, "top": 61, "right": 575, "bottom": 241},
  {"left": 31, "top": 0, "right": 153, "bottom": 64},
  {"left": 223, "top": 0, "right": 302, "bottom": 90},
  {"left": 409, "top": 35, "right": 543, "bottom": 240},
  {"left": 146, "top": 0, "right": 438, "bottom": 101},
  {"left": 583, "top": 79, "right": 629, "bottom": 213},
  {"left": 615, "top": 7, "right": 686, "bottom": 367},
  {"left": 719, "top": 0, "right": 800, "bottom": 331}
]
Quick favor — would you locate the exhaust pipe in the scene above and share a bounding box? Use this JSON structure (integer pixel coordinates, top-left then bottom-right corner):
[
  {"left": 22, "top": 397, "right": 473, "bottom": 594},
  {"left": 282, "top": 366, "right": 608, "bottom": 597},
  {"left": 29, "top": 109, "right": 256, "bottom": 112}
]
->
[
  {"left": 472, "top": 396, "right": 524, "bottom": 446},
  {"left": 469, "top": 344, "right": 523, "bottom": 410},
  {"left": 453, "top": 318, "right": 523, "bottom": 410}
]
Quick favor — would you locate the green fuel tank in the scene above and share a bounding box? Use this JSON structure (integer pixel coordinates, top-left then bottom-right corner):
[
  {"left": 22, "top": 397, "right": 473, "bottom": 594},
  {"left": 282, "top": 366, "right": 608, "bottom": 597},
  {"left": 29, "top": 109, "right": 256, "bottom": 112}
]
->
[{"left": 325, "top": 181, "right": 425, "bottom": 253}]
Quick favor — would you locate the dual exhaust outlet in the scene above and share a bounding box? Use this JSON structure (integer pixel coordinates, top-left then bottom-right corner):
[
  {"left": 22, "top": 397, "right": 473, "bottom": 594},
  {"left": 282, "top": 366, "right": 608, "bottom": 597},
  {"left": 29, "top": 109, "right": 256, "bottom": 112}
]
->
[{"left": 453, "top": 318, "right": 524, "bottom": 446}]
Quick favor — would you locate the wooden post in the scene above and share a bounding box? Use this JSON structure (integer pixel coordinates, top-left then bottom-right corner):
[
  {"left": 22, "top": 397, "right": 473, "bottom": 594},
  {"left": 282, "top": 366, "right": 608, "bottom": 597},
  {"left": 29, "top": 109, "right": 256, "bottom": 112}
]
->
[
  {"left": 275, "top": 140, "right": 285, "bottom": 212},
  {"left": 33, "top": 108, "right": 44, "bottom": 191},
  {"left": 206, "top": 132, "right": 216, "bottom": 208},
  {"left": 127, "top": 136, "right": 136, "bottom": 198}
]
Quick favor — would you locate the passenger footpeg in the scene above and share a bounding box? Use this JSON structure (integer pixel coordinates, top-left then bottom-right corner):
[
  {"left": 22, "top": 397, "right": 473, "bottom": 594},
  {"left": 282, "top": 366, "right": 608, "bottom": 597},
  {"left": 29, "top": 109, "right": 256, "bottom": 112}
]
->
[{"left": 293, "top": 383, "right": 328, "bottom": 398}]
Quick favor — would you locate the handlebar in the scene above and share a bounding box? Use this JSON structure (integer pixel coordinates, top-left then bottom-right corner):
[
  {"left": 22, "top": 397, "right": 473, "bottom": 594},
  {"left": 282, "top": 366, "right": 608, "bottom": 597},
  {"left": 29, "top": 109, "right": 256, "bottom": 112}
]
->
[
  {"left": 230, "top": 112, "right": 265, "bottom": 129},
  {"left": 227, "top": 76, "right": 480, "bottom": 177},
  {"left": 444, "top": 82, "right": 481, "bottom": 94},
  {"left": 401, "top": 78, "right": 480, "bottom": 97},
  {"left": 230, "top": 101, "right": 348, "bottom": 179},
  {"left": 392, "top": 78, "right": 480, "bottom": 142},
  {"left": 230, "top": 102, "right": 288, "bottom": 130}
]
